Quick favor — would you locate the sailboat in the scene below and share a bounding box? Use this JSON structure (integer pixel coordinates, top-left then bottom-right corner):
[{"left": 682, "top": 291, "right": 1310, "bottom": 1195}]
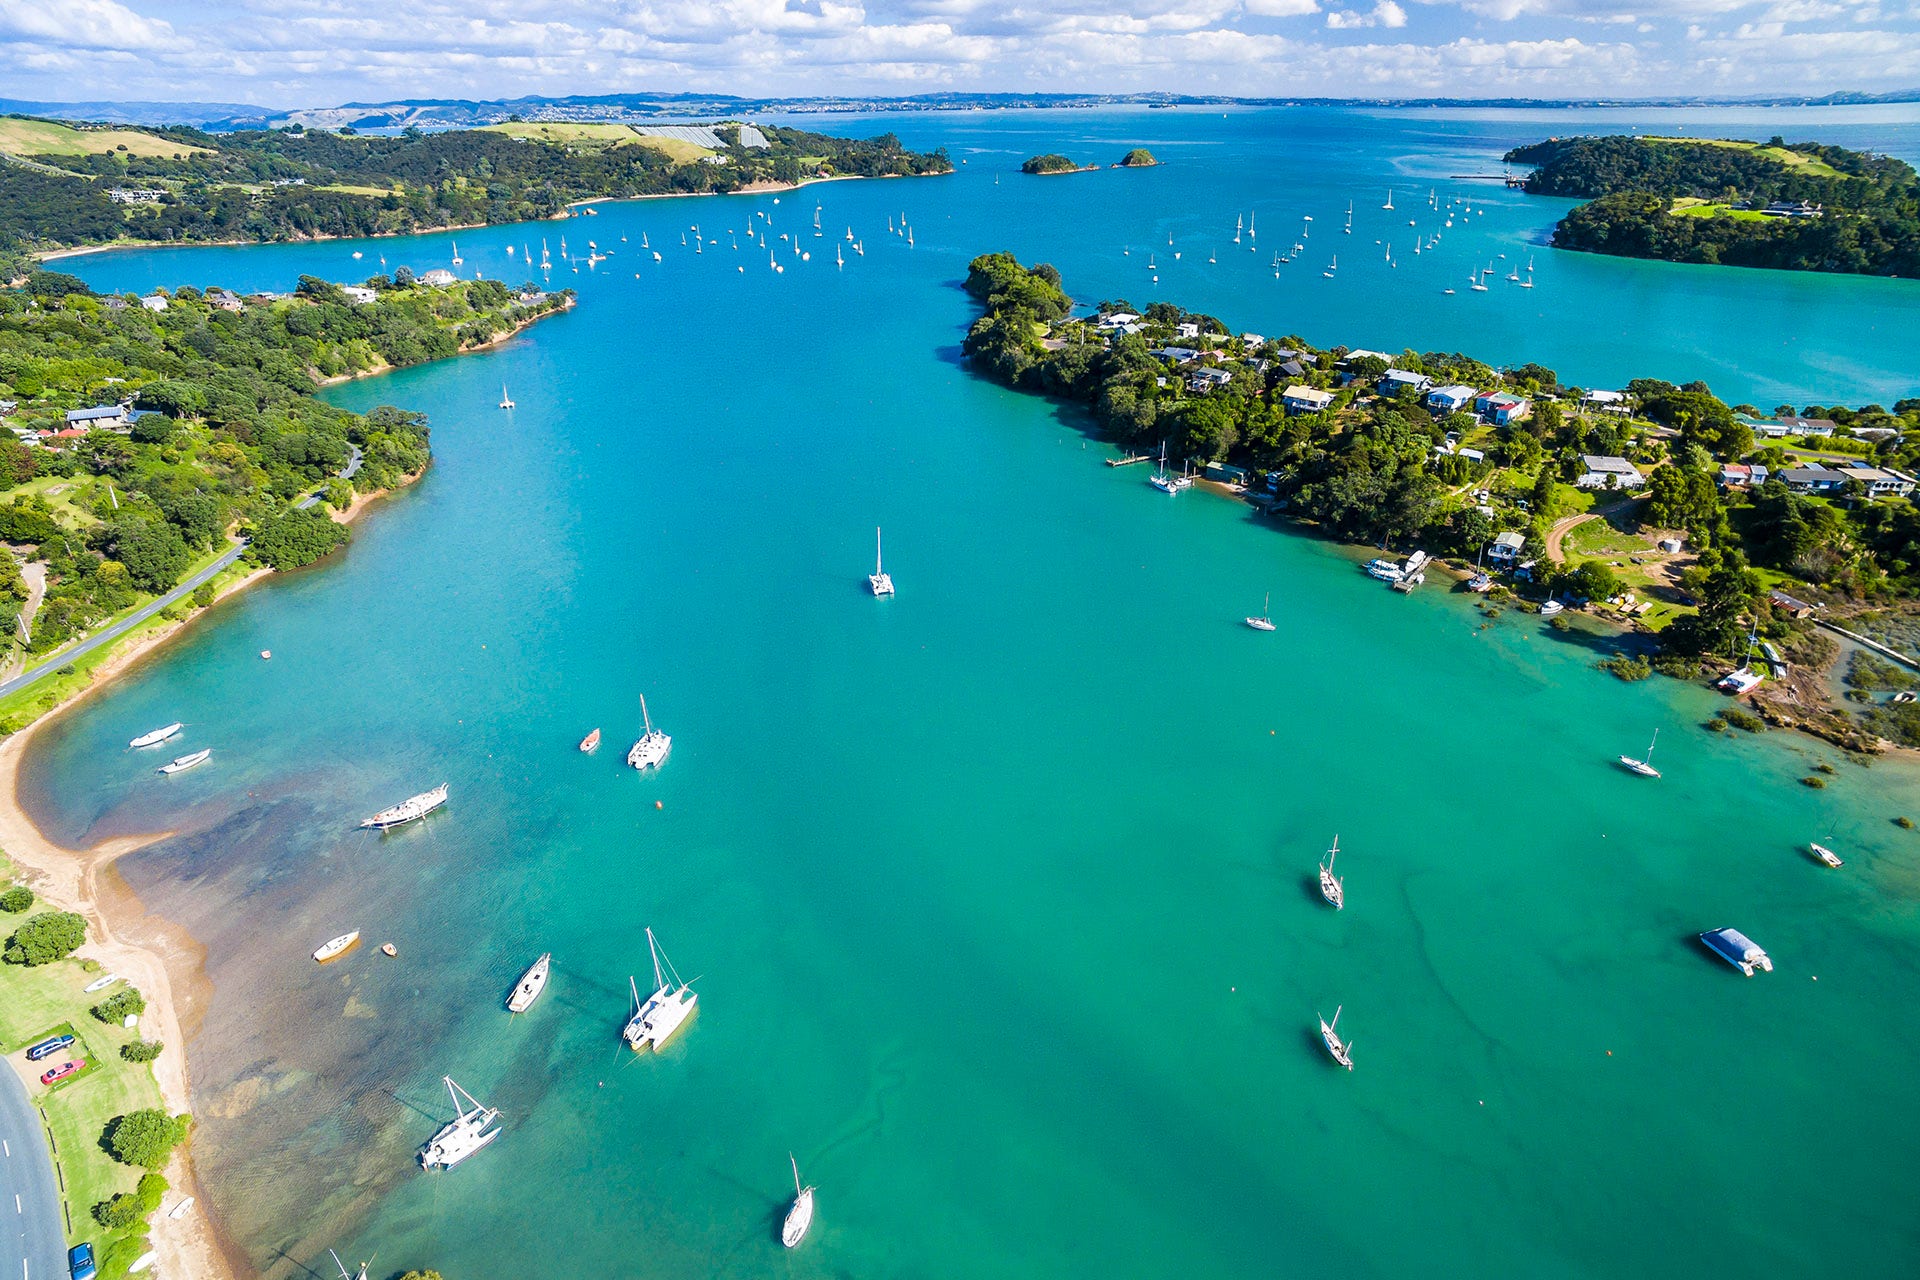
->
[
  {"left": 327, "top": 1251, "right": 370, "bottom": 1280},
  {"left": 1382, "top": 189, "right": 1394, "bottom": 210},
  {"left": 1245, "top": 592, "right": 1276, "bottom": 632},
  {"left": 1319, "top": 836, "right": 1344, "bottom": 908},
  {"left": 1233, "top": 214, "right": 1242, "bottom": 244},
  {"left": 1319, "top": 1006, "right": 1354, "bottom": 1070},
  {"left": 1618, "top": 729, "right": 1661, "bottom": 778},
  {"left": 1469, "top": 268, "right": 1489, "bottom": 293},
  {"left": 450, "top": 239, "right": 462, "bottom": 266},
  {"left": 868, "top": 527, "right": 895, "bottom": 596},
  {"left": 130, "top": 722, "right": 183, "bottom": 749},
  {"left": 626, "top": 694, "right": 671, "bottom": 770},
  {"left": 783, "top": 1154, "right": 815, "bottom": 1248},
  {"left": 418, "top": 1076, "right": 501, "bottom": 1169},
  {"left": 1149, "top": 441, "right": 1183, "bottom": 494},
  {"left": 498, "top": 383, "right": 514, "bottom": 410},
  {"left": 1322, "top": 254, "right": 1337, "bottom": 279},
  {"left": 623, "top": 927, "right": 697, "bottom": 1051},
  {"left": 507, "top": 953, "right": 550, "bottom": 1013}
]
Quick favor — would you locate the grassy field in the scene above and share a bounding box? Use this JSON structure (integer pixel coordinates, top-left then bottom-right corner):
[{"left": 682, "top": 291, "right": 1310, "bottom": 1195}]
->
[
  {"left": 6, "top": 475, "right": 111, "bottom": 528},
  {"left": 480, "top": 122, "right": 712, "bottom": 162},
  {"left": 312, "top": 183, "right": 400, "bottom": 197},
  {"left": 1565, "top": 514, "right": 1658, "bottom": 561},
  {"left": 1645, "top": 136, "right": 1845, "bottom": 180},
  {"left": 0, "top": 939, "right": 167, "bottom": 1255},
  {"left": 1670, "top": 197, "right": 1769, "bottom": 222},
  {"left": 0, "top": 118, "right": 209, "bottom": 160}
]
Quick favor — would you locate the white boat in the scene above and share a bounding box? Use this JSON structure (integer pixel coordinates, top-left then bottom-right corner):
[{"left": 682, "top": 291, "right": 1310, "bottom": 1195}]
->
[
  {"left": 166, "top": 1196, "right": 195, "bottom": 1220},
  {"left": 451, "top": 239, "right": 463, "bottom": 266},
  {"left": 129, "top": 722, "right": 183, "bottom": 749},
  {"left": 1245, "top": 592, "right": 1276, "bottom": 632},
  {"left": 83, "top": 973, "right": 122, "bottom": 993},
  {"left": 313, "top": 931, "right": 360, "bottom": 963},
  {"left": 869, "top": 527, "right": 895, "bottom": 597},
  {"left": 579, "top": 728, "right": 601, "bottom": 753},
  {"left": 1363, "top": 558, "right": 1404, "bottom": 583},
  {"left": 329, "top": 1249, "right": 370, "bottom": 1280},
  {"left": 1809, "top": 842, "right": 1844, "bottom": 868},
  {"left": 1322, "top": 254, "right": 1336, "bottom": 279},
  {"left": 361, "top": 784, "right": 449, "bottom": 830},
  {"left": 158, "top": 748, "right": 211, "bottom": 775},
  {"left": 627, "top": 694, "right": 671, "bottom": 770},
  {"left": 507, "top": 953, "right": 551, "bottom": 1012},
  {"left": 1382, "top": 189, "right": 1394, "bottom": 210},
  {"left": 1538, "top": 599, "right": 1564, "bottom": 616},
  {"left": 418, "top": 1076, "right": 501, "bottom": 1169},
  {"left": 1618, "top": 729, "right": 1661, "bottom": 778},
  {"left": 498, "top": 383, "right": 514, "bottom": 410},
  {"left": 1718, "top": 667, "right": 1764, "bottom": 694},
  {"left": 1319, "top": 836, "right": 1344, "bottom": 909},
  {"left": 623, "top": 927, "right": 697, "bottom": 1052},
  {"left": 1319, "top": 1006, "right": 1354, "bottom": 1069},
  {"left": 1699, "top": 927, "right": 1772, "bottom": 976},
  {"left": 783, "top": 1154, "right": 815, "bottom": 1248}
]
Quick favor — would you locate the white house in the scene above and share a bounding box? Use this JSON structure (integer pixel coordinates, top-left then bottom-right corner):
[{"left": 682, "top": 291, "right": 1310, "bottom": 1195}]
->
[
  {"left": 339, "top": 285, "right": 379, "bottom": 305},
  {"left": 1487, "top": 531, "right": 1526, "bottom": 564},
  {"left": 1582, "top": 389, "right": 1629, "bottom": 414},
  {"left": 1380, "top": 369, "right": 1432, "bottom": 396},
  {"left": 1426, "top": 384, "right": 1476, "bottom": 414},
  {"left": 1577, "top": 455, "right": 1645, "bottom": 489},
  {"left": 1096, "top": 311, "right": 1142, "bottom": 329},
  {"left": 1189, "top": 367, "right": 1234, "bottom": 393},
  {"left": 139, "top": 294, "right": 169, "bottom": 312},
  {"left": 418, "top": 268, "right": 459, "bottom": 287},
  {"left": 1282, "top": 385, "right": 1335, "bottom": 415},
  {"left": 1174, "top": 322, "right": 1201, "bottom": 340}
]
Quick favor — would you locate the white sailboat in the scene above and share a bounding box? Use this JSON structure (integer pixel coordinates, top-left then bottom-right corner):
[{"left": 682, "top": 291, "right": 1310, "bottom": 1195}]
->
[
  {"left": 360, "top": 783, "right": 449, "bottom": 830},
  {"left": 450, "top": 239, "right": 462, "bottom": 266},
  {"left": 129, "top": 722, "right": 183, "bottom": 749},
  {"left": 1245, "top": 592, "right": 1276, "bottom": 632},
  {"left": 1618, "top": 729, "right": 1661, "bottom": 778},
  {"left": 623, "top": 927, "right": 697, "bottom": 1051},
  {"left": 1382, "top": 189, "right": 1394, "bottom": 210},
  {"left": 498, "top": 383, "right": 514, "bottom": 410},
  {"left": 418, "top": 1076, "right": 501, "bottom": 1169},
  {"left": 507, "top": 953, "right": 550, "bottom": 1013},
  {"left": 158, "top": 748, "right": 211, "bottom": 775},
  {"left": 626, "top": 694, "right": 671, "bottom": 770},
  {"left": 328, "top": 1250, "right": 370, "bottom": 1280},
  {"left": 1469, "top": 268, "right": 1489, "bottom": 293},
  {"left": 1150, "top": 440, "right": 1176, "bottom": 493},
  {"left": 869, "top": 527, "right": 895, "bottom": 597},
  {"left": 783, "top": 1154, "right": 815, "bottom": 1248},
  {"left": 1319, "top": 1006, "right": 1354, "bottom": 1069},
  {"left": 312, "top": 931, "right": 359, "bottom": 963},
  {"left": 1319, "top": 836, "right": 1344, "bottom": 908},
  {"left": 1322, "top": 254, "right": 1337, "bottom": 279}
]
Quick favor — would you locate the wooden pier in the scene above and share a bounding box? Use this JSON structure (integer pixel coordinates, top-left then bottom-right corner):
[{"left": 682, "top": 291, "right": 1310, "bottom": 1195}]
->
[{"left": 1107, "top": 454, "right": 1151, "bottom": 467}]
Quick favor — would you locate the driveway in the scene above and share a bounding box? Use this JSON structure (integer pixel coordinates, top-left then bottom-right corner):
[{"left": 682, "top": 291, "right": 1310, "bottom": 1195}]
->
[{"left": 0, "top": 1063, "right": 66, "bottom": 1280}]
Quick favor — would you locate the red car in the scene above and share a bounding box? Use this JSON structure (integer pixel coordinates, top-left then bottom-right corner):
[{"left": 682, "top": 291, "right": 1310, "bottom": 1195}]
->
[{"left": 39, "top": 1059, "right": 85, "bottom": 1086}]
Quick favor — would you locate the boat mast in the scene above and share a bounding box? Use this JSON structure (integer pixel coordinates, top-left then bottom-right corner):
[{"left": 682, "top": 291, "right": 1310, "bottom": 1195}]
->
[
  {"left": 791, "top": 1153, "right": 803, "bottom": 1196},
  {"left": 875, "top": 527, "right": 884, "bottom": 576},
  {"left": 1646, "top": 728, "right": 1658, "bottom": 763},
  {"left": 648, "top": 927, "right": 665, "bottom": 991},
  {"left": 640, "top": 693, "right": 653, "bottom": 737}
]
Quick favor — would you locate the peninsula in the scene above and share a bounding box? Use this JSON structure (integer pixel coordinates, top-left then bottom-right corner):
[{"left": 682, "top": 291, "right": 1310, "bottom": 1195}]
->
[
  {"left": 961, "top": 250, "right": 1920, "bottom": 750},
  {"left": 0, "top": 115, "right": 952, "bottom": 276},
  {"left": 1505, "top": 134, "right": 1920, "bottom": 276}
]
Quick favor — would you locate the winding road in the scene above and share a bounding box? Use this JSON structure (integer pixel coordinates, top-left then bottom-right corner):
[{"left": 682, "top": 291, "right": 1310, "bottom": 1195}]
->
[
  {"left": 0, "top": 445, "right": 362, "bottom": 702},
  {"left": 0, "top": 1065, "right": 66, "bottom": 1280}
]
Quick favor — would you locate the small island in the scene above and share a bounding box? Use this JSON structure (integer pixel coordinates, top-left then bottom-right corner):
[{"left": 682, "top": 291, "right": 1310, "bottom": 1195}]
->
[
  {"left": 960, "top": 250, "right": 1920, "bottom": 752},
  {"left": 1021, "top": 154, "right": 1098, "bottom": 176},
  {"left": 1505, "top": 134, "right": 1920, "bottom": 277},
  {"left": 1114, "top": 148, "right": 1159, "bottom": 168}
]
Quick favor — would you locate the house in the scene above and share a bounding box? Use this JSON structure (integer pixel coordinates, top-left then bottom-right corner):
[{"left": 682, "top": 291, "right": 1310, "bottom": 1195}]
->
[
  {"left": 1096, "top": 311, "right": 1142, "bottom": 329},
  {"left": 1278, "top": 359, "right": 1306, "bottom": 379},
  {"left": 1840, "top": 462, "right": 1917, "bottom": 498},
  {"left": 207, "top": 289, "right": 244, "bottom": 312},
  {"left": 1750, "top": 464, "right": 1770, "bottom": 486},
  {"left": 1769, "top": 589, "right": 1816, "bottom": 619},
  {"left": 139, "top": 294, "right": 169, "bottom": 312},
  {"left": 1457, "top": 447, "right": 1486, "bottom": 463},
  {"left": 1188, "top": 367, "right": 1233, "bottom": 393},
  {"left": 1744, "top": 414, "right": 1836, "bottom": 439},
  {"left": 0, "top": 400, "right": 15, "bottom": 417},
  {"left": 42, "top": 427, "right": 89, "bottom": 445},
  {"left": 1487, "top": 531, "right": 1526, "bottom": 565},
  {"left": 1380, "top": 369, "right": 1432, "bottom": 396},
  {"left": 1153, "top": 346, "right": 1202, "bottom": 365},
  {"left": 418, "top": 268, "right": 459, "bottom": 287},
  {"left": 1174, "top": 322, "right": 1201, "bottom": 340},
  {"left": 339, "top": 285, "right": 379, "bottom": 305},
  {"left": 1340, "top": 349, "right": 1392, "bottom": 366},
  {"left": 1204, "top": 462, "right": 1249, "bottom": 485},
  {"left": 66, "top": 406, "right": 129, "bottom": 431},
  {"left": 1582, "top": 389, "right": 1629, "bottom": 413},
  {"left": 1781, "top": 466, "right": 1850, "bottom": 494},
  {"left": 1475, "top": 391, "right": 1531, "bottom": 425},
  {"left": 1718, "top": 463, "right": 1752, "bottom": 487},
  {"left": 1240, "top": 332, "right": 1266, "bottom": 349},
  {"left": 1282, "top": 385, "right": 1335, "bottom": 415},
  {"left": 1426, "top": 384, "right": 1476, "bottom": 414},
  {"left": 107, "top": 188, "right": 165, "bottom": 204},
  {"left": 102, "top": 296, "right": 128, "bottom": 311},
  {"left": 1577, "top": 455, "right": 1644, "bottom": 489}
]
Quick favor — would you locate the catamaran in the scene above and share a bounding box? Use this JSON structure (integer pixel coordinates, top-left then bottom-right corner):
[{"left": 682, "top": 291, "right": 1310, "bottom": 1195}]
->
[
  {"left": 313, "top": 931, "right": 359, "bottom": 963},
  {"left": 623, "top": 927, "right": 697, "bottom": 1052},
  {"left": 418, "top": 1076, "right": 501, "bottom": 1169},
  {"left": 1319, "top": 1006, "right": 1354, "bottom": 1069},
  {"left": 783, "top": 1154, "right": 815, "bottom": 1248},
  {"left": 1245, "top": 592, "right": 1276, "bottom": 632},
  {"left": 869, "top": 527, "right": 895, "bottom": 597},
  {"left": 498, "top": 383, "right": 514, "bottom": 410},
  {"left": 1618, "top": 729, "right": 1661, "bottom": 778},
  {"left": 328, "top": 1249, "right": 370, "bottom": 1280},
  {"left": 507, "top": 953, "right": 551, "bottom": 1012},
  {"left": 158, "top": 748, "right": 211, "bottom": 775},
  {"left": 129, "top": 722, "right": 183, "bottom": 749},
  {"left": 627, "top": 694, "right": 671, "bottom": 770},
  {"left": 1319, "top": 836, "right": 1344, "bottom": 908},
  {"left": 361, "top": 784, "right": 449, "bottom": 830}
]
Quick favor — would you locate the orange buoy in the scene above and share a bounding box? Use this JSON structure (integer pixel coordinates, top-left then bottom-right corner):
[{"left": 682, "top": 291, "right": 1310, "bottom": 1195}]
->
[{"left": 654, "top": 801, "right": 664, "bottom": 810}]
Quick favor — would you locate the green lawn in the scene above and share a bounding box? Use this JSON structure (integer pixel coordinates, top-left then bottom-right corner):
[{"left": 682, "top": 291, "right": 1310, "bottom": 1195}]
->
[
  {"left": 0, "top": 118, "right": 209, "bottom": 160},
  {"left": 1644, "top": 136, "right": 1846, "bottom": 179},
  {"left": 4, "top": 475, "right": 110, "bottom": 528},
  {"left": 1670, "top": 198, "right": 1769, "bottom": 222}
]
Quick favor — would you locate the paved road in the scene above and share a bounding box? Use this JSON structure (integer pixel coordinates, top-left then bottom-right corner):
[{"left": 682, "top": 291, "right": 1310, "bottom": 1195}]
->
[
  {"left": 0, "top": 444, "right": 364, "bottom": 701},
  {"left": 0, "top": 1065, "right": 66, "bottom": 1280}
]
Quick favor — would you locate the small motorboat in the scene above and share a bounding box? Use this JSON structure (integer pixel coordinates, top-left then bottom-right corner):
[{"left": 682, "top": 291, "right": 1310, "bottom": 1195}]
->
[
  {"left": 1538, "top": 599, "right": 1564, "bottom": 617},
  {"left": 129, "top": 722, "right": 183, "bottom": 749},
  {"left": 782, "top": 1154, "right": 815, "bottom": 1248},
  {"left": 313, "top": 931, "right": 360, "bottom": 963},
  {"left": 1809, "top": 842, "right": 1844, "bottom": 868},
  {"left": 380, "top": 943, "right": 398, "bottom": 957},
  {"left": 83, "top": 973, "right": 122, "bottom": 993},
  {"left": 260, "top": 650, "right": 272, "bottom": 660},
  {"left": 579, "top": 728, "right": 601, "bottom": 753},
  {"left": 158, "top": 748, "right": 211, "bottom": 775},
  {"left": 507, "top": 953, "right": 551, "bottom": 1013}
]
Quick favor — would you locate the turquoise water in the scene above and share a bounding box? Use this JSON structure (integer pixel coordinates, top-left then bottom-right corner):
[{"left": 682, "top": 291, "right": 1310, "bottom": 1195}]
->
[{"left": 32, "top": 106, "right": 1920, "bottom": 1278}]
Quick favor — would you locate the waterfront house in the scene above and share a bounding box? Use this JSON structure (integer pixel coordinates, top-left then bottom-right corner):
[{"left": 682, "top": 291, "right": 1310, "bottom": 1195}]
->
[
  {"left": 1174, "top": 322, "right": 1201, "bottom": 340},
  {"left": 139, "top": 294, "right": 168, "bottom": 312},
  {"left": 1488, "top": 531, "right": 1526, "bottom": 565},
  {"left": 419, "top": 268, "right": 459, "bottom": 287},
  {"left": 66, "top": 406, "right": 129, "bottom": 432},
  {"left": 101, "top": 296, "right": 128, "bottom": 311},
  {"left": 1189, "top": 367, "right": 1233, "bottom": 393},
  {"left": 207, "top": 289, "right": 244, "bottom": 312},
  {"left": 1205, "top": 462, "right": 1250, "bottom": 485},
  {"left": 1781, "top": 466, "right": 1850, "bottom": 495},
  {"left": 1743, "top": 414, "right": 1836, "bottom": 439},
  {"left": 1153, "top": 346, "right": 1202, "bottom": 365},
  {"left": 1241, "top": 332, "right": 1266, "bottom": 349},
  {"left": 1475, "top": 391, "right": 1531, "bottom": 425},
  {"left": 1340, "top": 349, "right": 1392, "bottom": 366},
  {"left": 340, "top": 285, "right": 379, "bottom": 304},
  {"left": 1582, "top": 389, "right": 1629, "bottom": 413},
  {"left": 1769, "top": 589, "right": 1816, "bottom": 619},
  {"left": 1282, "top": 385, "right": 1335, "bottom": 415},
  {"left": 1577, "top": 455, "right": 1644, "bottom": 489},
  {"left": 1380, "top": 369, "right": 1432, "bottom": 396},
  {"left": 1426, "top": 384, "right": 1476, "bottom": 414},
  {"left": 1840, "top": 461, "right": 1917, "bottom": 498},
  {"left": 1096, "top": 311, "right": 1142, "bottom": 329}
]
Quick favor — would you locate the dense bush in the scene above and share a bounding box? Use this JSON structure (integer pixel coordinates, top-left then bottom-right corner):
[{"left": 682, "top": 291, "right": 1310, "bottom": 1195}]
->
[
  {"left": 3, "top": 911, "right": 86, "bottom": 965},
  {"left": 0, "top": 884, "right": 32, "bottom": 912},
  {"left": 248, "top": 507, "right": 349, "bottom": 570},
  {"left": 105, "top": 1109, "right": 191, "bottom": 1170},
  {"left": 91, "top": 989, "right": 146, "bottom": 1023},
  {"left": 121, "top": 1039, "right": 164, "bottom": 1063}
]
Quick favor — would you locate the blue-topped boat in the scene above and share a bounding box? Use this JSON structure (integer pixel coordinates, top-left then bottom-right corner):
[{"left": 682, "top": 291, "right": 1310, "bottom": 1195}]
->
[{"left": 1700, "top": 927, "right": 1773, "bottom": 976}]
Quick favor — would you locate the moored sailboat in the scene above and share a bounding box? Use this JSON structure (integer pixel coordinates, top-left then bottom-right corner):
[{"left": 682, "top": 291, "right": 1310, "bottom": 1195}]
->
[
  {"left": 313, "top": 931, "right": 360, "bottom": 963},
  {"left": 783, "top": 1154, "right": 815, "bottom": 1248},
  {"left": 1618, "top": 729, "right": 1661, "bottom": 778},
  {"left": 1319, "top": 836, "right": 1344, "bottom": 908},
  {"left": 1319, "top": 1005, "right": 1354, "bottom": 1069},
  {"left": 507, "top": 953, "right": 551, "bottom": 1012},
  {"left": 869, "top": 527, "right": 895, "bottom": 597},
  {"left": 361, "top": 783, "right": 449, "bottom": 830},
  {"left": 1245, "top": 592, "right": 1276, "bottom": 631},
  {"left": 627, "top": 695, "right": 671, "bottom": 770}
]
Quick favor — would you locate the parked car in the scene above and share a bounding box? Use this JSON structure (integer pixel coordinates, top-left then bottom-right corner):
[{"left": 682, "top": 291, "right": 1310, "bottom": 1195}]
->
[
  {"left": 26, "top": 1033, "right": 75, "bottom": 1062},
  {"left": 68, "top": 1243, "right": 96, "bottom": 1280},
  {"left": 40, "top": 1059, "right": 86, "bottom": 1086}
]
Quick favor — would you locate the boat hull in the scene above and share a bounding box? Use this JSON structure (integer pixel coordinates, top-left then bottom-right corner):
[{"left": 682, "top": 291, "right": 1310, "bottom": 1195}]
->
[
  {"left": 313, "top": 932, "right": 360, "bottom": 963},
  {"left": 507, "top": 955, "right": 551, "bottom": 1012},
  {"left": 362, "top": 785, "right": 450, "bottom": 830},
  {"left": 783, "top": 1190, "right": 815, "bottom": 1248}
]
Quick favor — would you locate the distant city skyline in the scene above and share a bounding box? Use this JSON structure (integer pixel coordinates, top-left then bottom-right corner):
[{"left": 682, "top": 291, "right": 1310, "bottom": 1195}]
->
[{"left": 3, "top": 0, "right": 1918, "bottom": 106}]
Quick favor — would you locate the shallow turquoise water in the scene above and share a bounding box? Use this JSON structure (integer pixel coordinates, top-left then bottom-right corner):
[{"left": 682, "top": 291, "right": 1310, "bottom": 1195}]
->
[{"left": 35, "top": 106, "right": 1920, "bottom": 1278}]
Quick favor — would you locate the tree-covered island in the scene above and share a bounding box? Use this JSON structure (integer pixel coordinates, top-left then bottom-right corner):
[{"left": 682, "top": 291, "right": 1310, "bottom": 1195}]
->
[
  {"left": 1505, "top": 134, "right": 1920, "bottom": 276},
  {"left": 0, "top": 115, "right": 953, "bottom": 277},
  {"left": 961, "top": 250, "right": 1920, "bottom": 751},
  {"left": 0, "top": 268, "right": 573, "bottom": 726},
  {"left": 1021, "top": 154, "right": 1097, "bottom": 175},
  {"left": 1116, "top": 149, "right": 1159, "bottom": 168}
]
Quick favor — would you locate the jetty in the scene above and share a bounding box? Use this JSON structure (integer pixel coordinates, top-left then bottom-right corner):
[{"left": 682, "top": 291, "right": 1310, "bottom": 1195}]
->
[
  {"left": 1107, "top": 454, "right": 1151, "bottom": 467},
  {"left": 1390, "top": 550, "right": 1431, "bottom": 592}
]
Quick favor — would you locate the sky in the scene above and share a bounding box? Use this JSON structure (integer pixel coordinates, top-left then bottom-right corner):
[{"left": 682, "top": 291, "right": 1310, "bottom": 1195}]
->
[{"left": 2, "top": 0, "right": 1918, "bottom": 107}]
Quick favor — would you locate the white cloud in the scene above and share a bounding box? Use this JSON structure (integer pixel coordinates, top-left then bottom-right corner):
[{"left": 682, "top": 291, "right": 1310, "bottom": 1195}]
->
[
  {"left": 1327, "top": 0, "right": 1409, "bottom": 25},
  {"left": 0, "top": 0, "right": 178, "bottom": 48},
  {"left": 1244, "top": 0, "right": 1322, "bottom": 15}
]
